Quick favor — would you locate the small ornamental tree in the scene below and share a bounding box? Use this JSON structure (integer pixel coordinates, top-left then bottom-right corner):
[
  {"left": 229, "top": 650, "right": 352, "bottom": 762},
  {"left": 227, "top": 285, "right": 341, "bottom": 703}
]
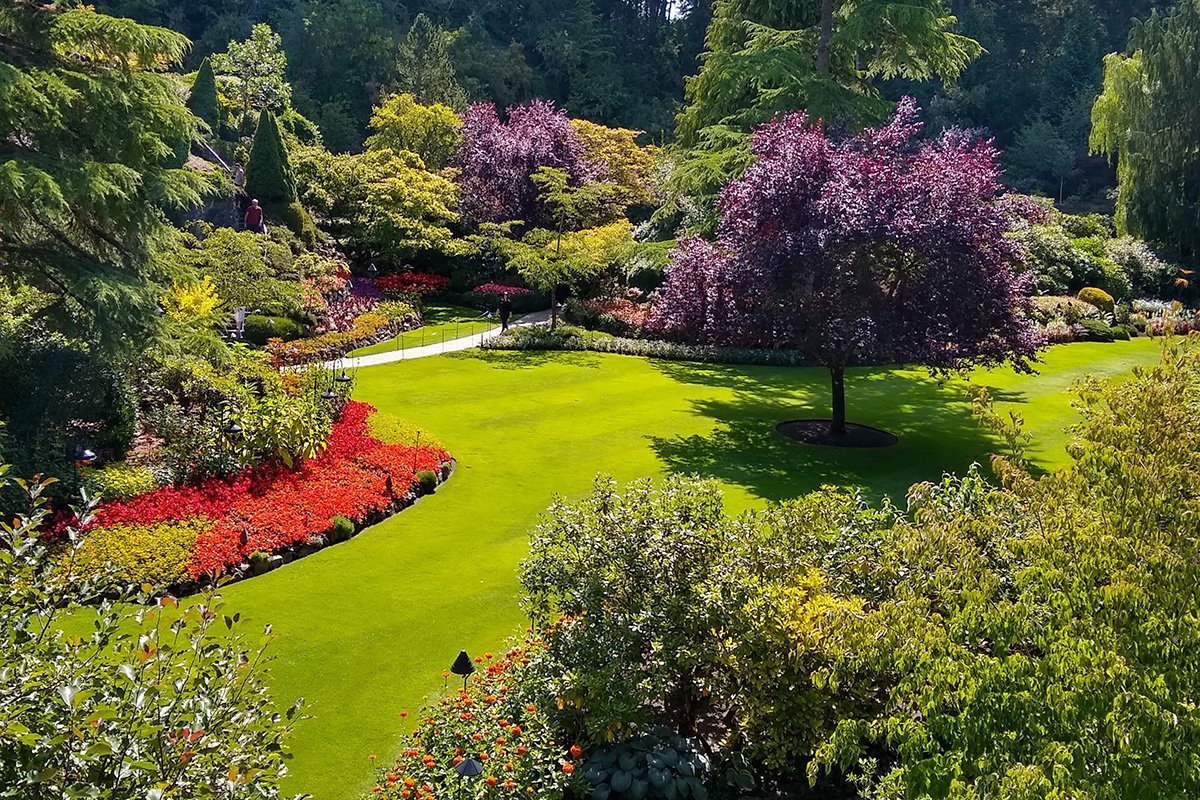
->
[
  {"left": 246, "top": 109, "right": 296, "bottom": 205},
  {"left": 455, "top": 100, "right": 599, "bottom": 230},
  {"left": 188, "top": 56, "right": 221, "bottom": 134},
  {"left": 652, "top": 99, "right": 1040, "bottom": 437}
]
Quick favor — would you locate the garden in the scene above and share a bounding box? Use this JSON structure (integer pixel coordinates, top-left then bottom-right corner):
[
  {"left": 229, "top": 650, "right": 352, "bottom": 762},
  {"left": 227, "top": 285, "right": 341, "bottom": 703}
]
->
[{"left": 4, "top": 3, "right": 1200, "bottom": 800}]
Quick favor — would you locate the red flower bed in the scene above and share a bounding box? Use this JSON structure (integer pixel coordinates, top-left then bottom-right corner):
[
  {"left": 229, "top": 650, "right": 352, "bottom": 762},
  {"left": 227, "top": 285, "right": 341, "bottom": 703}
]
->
[
  {"left": 87, "top": 402, "right": 451, "bottom": 581},
  {"left": 376, "top": 272, "right": 450, "bottom": 298},
  {"left": 472, "top": 283, "right": 533, "bottom": 296}
]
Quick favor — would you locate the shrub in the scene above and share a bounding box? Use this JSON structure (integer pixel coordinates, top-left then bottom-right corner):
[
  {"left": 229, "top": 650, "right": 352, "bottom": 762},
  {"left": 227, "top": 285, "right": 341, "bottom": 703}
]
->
[
  {"left": 564, "top": 297, "right": 652, "bottom": 337},
  {"left": 84, "top": 463, "right": 158, "bottom": 501},
  {"left": 330, "top": 515, "right": 355, "bottom": 543},
  {"left": 461, "top": 288, "right": 548, "bottom": 314},
  {"left": 1, "top": 478, "right": 301, "bottom": 800},
  {"left": 72, "top": 517, "right": 217, "bottom": 587},
  {"left": 415, "top": 469, "right": 438, "bottom": 495},
  {"left": 472, "top": 282, "right": 534, "bottom": 297},
  {"left": 583, "top": 730, "right": 710, "bottom": 800},
  {"left": 374, "top": 299, "right": 423, "bottom": 327},
  {"left": 1077, "top": 286, "right": 1115, "bottom": 315},
  {"left": 246, "top": 109, "right": 296, "bottom": 205},
  {"left": 1079, "top": 318, "right": 1116, "bottom": 341},
  {"left": 187, "top": 57, "right": 220, "bottom": 132},
  {"left": 244, "top": 314, "right": 306, "bottom": 345}
]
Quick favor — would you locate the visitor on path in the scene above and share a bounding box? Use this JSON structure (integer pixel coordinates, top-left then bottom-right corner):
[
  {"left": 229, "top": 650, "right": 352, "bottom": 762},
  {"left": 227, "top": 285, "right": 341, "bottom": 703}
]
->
[
  {"left": 232, "top": 163, "right": 247, "bottom": 213},
  {"left": 499, "top": 295, "right": 513, "bottom": 332},
  {"left": 244, "top": 199, "right": 266, "bottom": 234}
]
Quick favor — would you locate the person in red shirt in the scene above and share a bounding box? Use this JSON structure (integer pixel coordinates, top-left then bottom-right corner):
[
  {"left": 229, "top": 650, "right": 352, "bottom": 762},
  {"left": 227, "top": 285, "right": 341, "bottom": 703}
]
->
[{"left": 244, "top": 199, "right": 266, "bottom": 233}]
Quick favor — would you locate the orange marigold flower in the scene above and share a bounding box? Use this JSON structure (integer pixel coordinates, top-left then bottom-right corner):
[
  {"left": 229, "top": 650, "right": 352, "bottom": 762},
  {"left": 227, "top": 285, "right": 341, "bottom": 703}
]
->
[
  {"left": 486, "top": 695, "right": 498, "bottom": 704},
  {"left": 485, "top": 652, "right": 494, "bottom": 659},
  {"left": 496, "top": 738, "right": 506, "bottom": 746},
  {"left": 486, "top": 777, "right": 498, "bottom": 787},
  {"left": 387, "top": 773, "right": 399, "bottom": 782},
  {"left": 526, "top": 789, "right": 535, "bottom": 797},
  {"left": 524, "top": 704, "right": 536, "bottom": 713},
  {"left": 510, "top": 726, "right": 523, "bottom": 736},
  {"left": 498, "top": 720, "right": 510, "bottom": 728},
  {"left": 562, "top": 763, "right": 575, "bottom": 775},
  {"left": 516, "top": 746, "right": 528, "bottom": 755},
  {"left": 400, "top": 711, "right": 409, "bottom": 718},
  {"left": 402, "top": 792, "right": 412, "bottom": 799},
  {"left": 479, "top": 753, "right": 489, "bottom": 761},
  {"left": 503, "top": 780, "right": 517, "bottom": 790},
  {"left": 472, "top": 733, "right": 483, "bottom": 741},
  {"left": 452, "top": 756, "right": 464, "bottom": 766},
  {"left": 369, "top": 754, "right": 378, "bottom": 761},
  {"left": 404, "top": 778, "right": 416, "bottom": 788},
  {"left": 569, "top": 744, "right": 583, "bottom": 758}
]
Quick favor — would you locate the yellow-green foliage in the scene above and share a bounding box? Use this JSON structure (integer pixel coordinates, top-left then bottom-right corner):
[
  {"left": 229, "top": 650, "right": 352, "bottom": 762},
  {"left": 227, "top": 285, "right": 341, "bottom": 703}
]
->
[
  {"left": 75, "top": 518, "right": 216, "bottom": 587},
  {"left": 162, "top": 275, "right": 222, "bottom": 323},
  {"left": 367, "top": 412, "right": 444, "bottom": 451},
  {"left": 84, "top": 463, "right": 158, "bottom": 501},
  {"left": 1078, "top": 286, "right": 1115, "bottom": 314}
]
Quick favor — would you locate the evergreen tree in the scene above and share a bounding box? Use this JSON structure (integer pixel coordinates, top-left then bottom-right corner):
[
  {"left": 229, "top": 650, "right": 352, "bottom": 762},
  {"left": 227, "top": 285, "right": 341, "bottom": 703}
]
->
[
  {"left": 187, "top": 55, "right": 221, "bottom": 134},
  {"left": 1092, "top": 0, "right": 1200, "bottom": 255},
  {"left": 0, "top": 2, "right": 207, "bottom": 351},
  {"left": 395, "top": 14, "right": 469, "bottom": 111},
  {"left": 212, "top": 24, "right": 292, "bottom": 131},
  {"left": 246, "top": 109, "right": 297, "bottom": 205}
]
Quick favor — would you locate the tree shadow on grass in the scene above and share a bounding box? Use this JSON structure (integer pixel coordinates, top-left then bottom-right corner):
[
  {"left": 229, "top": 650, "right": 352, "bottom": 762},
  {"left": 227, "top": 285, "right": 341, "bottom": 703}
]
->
[
  {"left": 649, "top": 361, "right": 1031, "bottom": 504},
  {"left": 452, "top": 349, "right": 605, "bottom": 370}
]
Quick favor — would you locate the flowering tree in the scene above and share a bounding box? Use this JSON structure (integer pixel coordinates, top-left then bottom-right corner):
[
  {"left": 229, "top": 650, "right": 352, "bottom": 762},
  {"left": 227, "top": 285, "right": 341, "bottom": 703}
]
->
[
  {"left": 455, "top": 100, "right": 599, "bottom": 230},
  {"left": 652, "top": 99, "right": 1040, "bottom": 436}
]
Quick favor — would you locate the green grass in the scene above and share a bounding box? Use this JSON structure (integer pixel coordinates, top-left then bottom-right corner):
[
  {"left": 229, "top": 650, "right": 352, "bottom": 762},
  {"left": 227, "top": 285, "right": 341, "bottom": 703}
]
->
[
  {"left": 348, "top": 305, "right": 496, "bottom": 357},
  {"left": 214, "top": 338, "right": 1164, "bottom": 800}
]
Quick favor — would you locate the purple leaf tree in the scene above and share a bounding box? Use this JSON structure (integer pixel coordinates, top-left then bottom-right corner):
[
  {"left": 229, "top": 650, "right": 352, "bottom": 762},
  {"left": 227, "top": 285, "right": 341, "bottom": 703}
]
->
[
  {"left": 455, "top": 99, "right": 598, "bottom": 230},
  {"left": 651, "top": 99, "right": 1041, "bottom": 438}
]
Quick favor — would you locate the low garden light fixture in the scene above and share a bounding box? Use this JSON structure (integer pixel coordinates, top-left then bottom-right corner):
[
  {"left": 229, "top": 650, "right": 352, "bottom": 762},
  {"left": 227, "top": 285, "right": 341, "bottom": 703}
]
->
[
  {"left": 70, "top": 445, "right": 97, "bottom": 465},
  {"left": 455, "top": 757, "right": 483, "bottom": 778},
  {"left": 224, "top": 421, "right": 243, "bottom": 436},
  {"left": 450, "top": 649, "right": 476, "bottom": 690},
  {"left": 321, "top": 386, "right": 338, "bottom": 401},
  {"left": 367, "top": 262, "right": 378, "bottom": 276},
  {"left": 334, "top": 370, "right": 353, "bottom": 384}
]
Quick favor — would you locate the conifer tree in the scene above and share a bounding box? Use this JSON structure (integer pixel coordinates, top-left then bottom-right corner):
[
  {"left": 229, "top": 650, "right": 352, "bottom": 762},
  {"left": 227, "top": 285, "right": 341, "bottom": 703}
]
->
[
  {"left": 245, "top": 109, "right": 297, "bottom": 205},
  {"left": 0, "top": 2, "right": 207, "bottom": 351},
  {"left": 187, "top": 56, "right": 221, "bottom": 134},
  {"left": 1092, "top": 0, "right": 1200, "bottom": 255},
  {"left": 394, "top": 14, "right": 469, "bottom": 111}
]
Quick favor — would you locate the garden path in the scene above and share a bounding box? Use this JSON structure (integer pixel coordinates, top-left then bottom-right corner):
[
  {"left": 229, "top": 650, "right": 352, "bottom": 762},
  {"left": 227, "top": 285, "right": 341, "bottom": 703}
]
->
[{"left": 323, "top": 309, "right": 551, "bottom": 370}]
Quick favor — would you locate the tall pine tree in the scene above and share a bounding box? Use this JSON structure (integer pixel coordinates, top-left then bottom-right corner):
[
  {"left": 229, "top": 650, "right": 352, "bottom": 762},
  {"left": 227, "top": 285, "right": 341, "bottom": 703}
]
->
[
  {"left": 0, "top": 2, "right": 207, "bottom": 351},
  {"left": 187, "top": 56, "right": 221, "bottom": 134},
  {"left": 395, "top": 14, "right": 468, "bottom": 111},
  {"left": 245, "top": 109, "right": 296, "bottom": 205},
  {"left": 1092, "top": 0, "right": 1200, "bottom": 255}
]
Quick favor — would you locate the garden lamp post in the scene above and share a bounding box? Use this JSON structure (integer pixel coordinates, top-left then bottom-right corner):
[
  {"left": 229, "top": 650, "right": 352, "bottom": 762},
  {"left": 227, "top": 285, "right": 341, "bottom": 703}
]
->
[
  {"left": 70, "top": 445, "right": 97, "bottom": 466},
  {"left": 223, "top": 421, "right": 243, "bottom": 437},
  {"left": 455, "top": 758, "right": 483, "bottom": 778},
  {"left": 450, "top": 649, "right": 476, "bottom": 691},
  {"left": 367, "top": 262, "right": 378, "bottom": 277}
]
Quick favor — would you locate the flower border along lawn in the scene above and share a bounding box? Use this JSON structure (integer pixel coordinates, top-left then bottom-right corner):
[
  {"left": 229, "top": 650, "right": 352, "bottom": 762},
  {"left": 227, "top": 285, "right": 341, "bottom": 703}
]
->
[{"left": 214, "top": 338, "right": 1164, "bottom": 800}]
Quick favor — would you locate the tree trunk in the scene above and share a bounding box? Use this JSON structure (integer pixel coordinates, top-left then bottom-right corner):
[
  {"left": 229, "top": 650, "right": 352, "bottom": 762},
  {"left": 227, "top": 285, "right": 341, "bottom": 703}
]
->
[
  {"left": 830, "top": 366, "right": 847, "bottom": 436},
  {"left": 550, "top": 284, "right": 558, "bottom": 330},
  {"left": 817, "top": 0, "right": 835, "bottom": 75}
]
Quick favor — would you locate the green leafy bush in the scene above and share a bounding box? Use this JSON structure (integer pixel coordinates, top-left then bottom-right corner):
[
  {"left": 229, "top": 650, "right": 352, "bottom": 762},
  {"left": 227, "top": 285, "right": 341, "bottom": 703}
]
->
[
  {"left": 415, "top": 469, "right": 438, "bottom": 494},
  {"left": 243, "top": 314, "right": 306, "bottom": 345},
  {"left": 1077, "top": 286, "right": 1115, "bottom": 314},
  {"left": 460, "top": 289, "right": 548, "bottom": 314},
  {"left": 2, "top": 476, "right": 301, "bottom": 797},
  {"left": 582, "top": 729, "right": 709, "bottom": 800},
  {"left": 83, "top": 463, "right": 158, "bottom": 501},
  {"left": 330, "top": 515, "right": 355, "bottom": 543},
  {"left": 72, "top": 517, "right": 217, "bottom": 587},
  {"left": 374, "top": 299, "right": 423, "bottom": 327},
  {"left": 1079, "top": 317, "right": 1116, "bottom": 341}
]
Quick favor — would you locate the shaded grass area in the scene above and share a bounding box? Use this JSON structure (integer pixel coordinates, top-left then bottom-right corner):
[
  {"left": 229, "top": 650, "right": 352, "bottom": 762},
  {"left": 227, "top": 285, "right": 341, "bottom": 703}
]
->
[
  {"left": 348, "top": 305, "right": 496, "bottom": 357},
  {"left": 212, "top": 338, "right": 1163, "bottom": 800}
]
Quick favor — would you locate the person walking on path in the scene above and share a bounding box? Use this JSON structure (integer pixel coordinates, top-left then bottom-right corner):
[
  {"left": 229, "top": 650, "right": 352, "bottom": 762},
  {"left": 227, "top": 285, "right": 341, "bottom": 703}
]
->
[
  {"left": 499, "top": 295, "right": 513, "bottom": 332},
  {"left": 232, "top": 162, "right": 247, "bottom": 214},
  {"left": 244, "top": 199, "right": 266, "bottom": 234}
]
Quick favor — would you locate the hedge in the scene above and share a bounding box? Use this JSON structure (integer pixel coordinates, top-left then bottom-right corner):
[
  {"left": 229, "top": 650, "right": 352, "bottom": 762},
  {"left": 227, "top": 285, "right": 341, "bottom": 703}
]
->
[{"left": 483, "top": 326, "right": 814, "bottom": 366}]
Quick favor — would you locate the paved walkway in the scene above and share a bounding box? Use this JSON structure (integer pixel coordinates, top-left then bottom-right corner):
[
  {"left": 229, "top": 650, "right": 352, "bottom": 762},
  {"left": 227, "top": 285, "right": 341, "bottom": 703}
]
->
[{"left": 323, "top": 309, "right": 551, "bottom": 369}]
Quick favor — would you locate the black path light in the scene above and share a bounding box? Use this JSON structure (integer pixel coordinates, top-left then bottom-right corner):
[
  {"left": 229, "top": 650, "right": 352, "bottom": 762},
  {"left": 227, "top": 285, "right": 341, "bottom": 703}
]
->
[
  {"left": 455, "top": 757, "right": 483, "bottom": 778},
  {"left": 223, "top": 419, "right": 243, "bottom": 436},
  {"left": 450, "top": 649, "right": 476, "bottom": 691},
  {"left": 70, "top": 444, "right": 97, "bottom": 466}
]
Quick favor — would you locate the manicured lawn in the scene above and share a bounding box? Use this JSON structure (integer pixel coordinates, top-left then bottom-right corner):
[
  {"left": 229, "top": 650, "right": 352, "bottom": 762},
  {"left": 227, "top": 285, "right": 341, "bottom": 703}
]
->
[
  {"left": 215, "top": 338, "right": 1164, "bottom": 800},
  {"left": 348, "top": 305, "right": 496, "bottom": 356}
]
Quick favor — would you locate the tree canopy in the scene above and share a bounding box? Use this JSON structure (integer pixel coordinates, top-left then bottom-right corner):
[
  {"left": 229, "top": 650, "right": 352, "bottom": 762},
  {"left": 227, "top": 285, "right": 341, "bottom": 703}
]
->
[
  {"left": 0, "top": 2, "right": 208, "bottom": 351},
  {"left": 1091, "top": 0, "right": 1200, "bottom": 255}
]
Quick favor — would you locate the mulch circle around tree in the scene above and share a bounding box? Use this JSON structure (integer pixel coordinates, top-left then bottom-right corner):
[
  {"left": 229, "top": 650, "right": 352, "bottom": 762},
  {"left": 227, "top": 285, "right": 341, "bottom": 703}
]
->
[{"left": 776, "top": 419, "right": 899, "bottom": 448}]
